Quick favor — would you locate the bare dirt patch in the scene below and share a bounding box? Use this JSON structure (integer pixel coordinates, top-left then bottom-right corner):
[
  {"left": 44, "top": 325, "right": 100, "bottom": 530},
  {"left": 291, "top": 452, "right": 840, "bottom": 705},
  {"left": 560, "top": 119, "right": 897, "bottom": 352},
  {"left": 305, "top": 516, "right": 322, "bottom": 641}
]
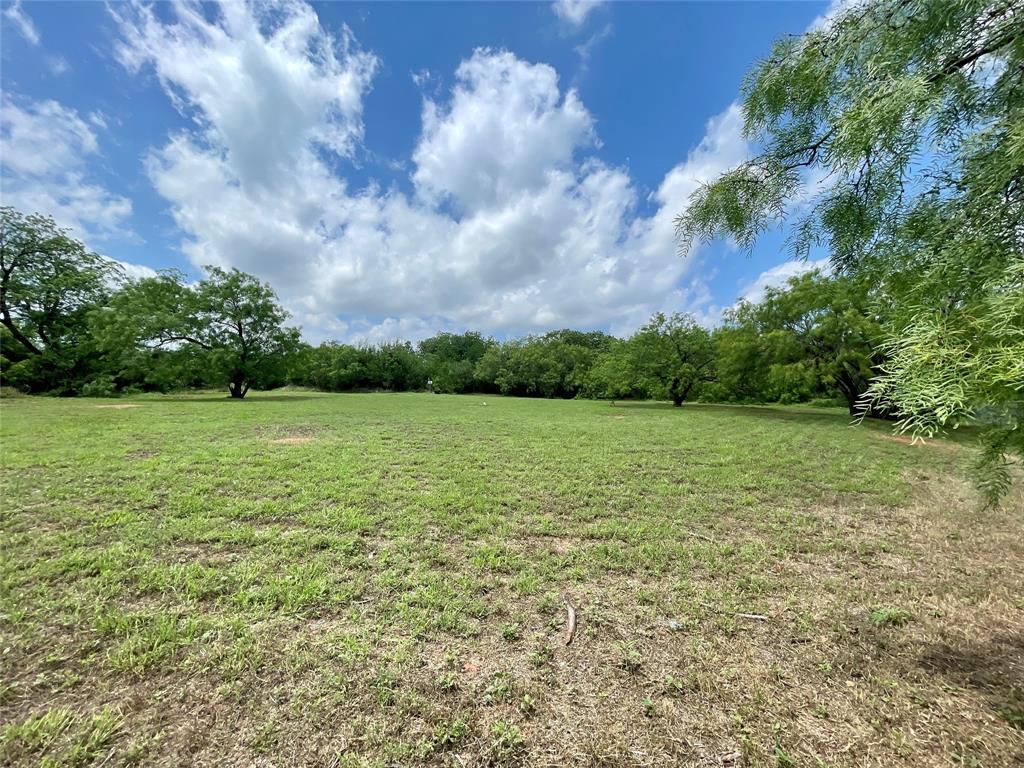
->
[
  {"left": 258, "top": 424, "right": 323, "bottom": 445},
  {"left": 872, "top": 431, "right": 961, "bottom": 451}
]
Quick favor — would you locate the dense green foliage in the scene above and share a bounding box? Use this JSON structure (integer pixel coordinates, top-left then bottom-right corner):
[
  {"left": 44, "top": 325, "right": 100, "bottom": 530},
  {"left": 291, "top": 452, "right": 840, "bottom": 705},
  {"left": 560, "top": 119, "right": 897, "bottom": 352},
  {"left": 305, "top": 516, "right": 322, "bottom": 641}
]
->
[
  {"left": 418, "top": 331, "right": 495, "bottom": 393},
  {"left": 585, "top": 314, "right": 714, "bottom": 406},
  {"left": 677, "top": 0, "right": 1023, "bottom": 501},
  {"left": 290, "top": 341, "right": 428, "bottom": 393},
  {"left": 712, "top": 272, "right": 885, "bottom": 415},
  {"left": 474, "top": 330, "right": 614, "bottom": 399},
  {"left": 0, "top": 207, "right": 122, "bottom": 395}
]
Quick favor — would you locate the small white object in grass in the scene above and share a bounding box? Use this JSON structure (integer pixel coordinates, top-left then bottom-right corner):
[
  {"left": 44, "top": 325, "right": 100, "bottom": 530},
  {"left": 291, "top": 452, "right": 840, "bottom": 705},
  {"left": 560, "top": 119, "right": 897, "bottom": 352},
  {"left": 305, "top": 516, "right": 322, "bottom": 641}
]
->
[
  {"left": 666, "top": 619, "right": 683, "bottom": 631},
  {"left": 481, "top": 401, "right": 487, "bottom": 406}
]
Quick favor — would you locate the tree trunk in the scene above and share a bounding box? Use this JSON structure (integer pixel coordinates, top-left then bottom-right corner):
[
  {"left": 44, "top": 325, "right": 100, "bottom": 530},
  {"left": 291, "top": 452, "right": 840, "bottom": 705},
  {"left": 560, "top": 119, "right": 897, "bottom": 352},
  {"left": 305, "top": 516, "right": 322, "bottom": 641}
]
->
[
  {"left": 670, "top": 377, "right": 683, "bottom": 407},
  {"left": 227, "top": 376, "right": 248, "bottom": 399},
  {"left": 834, "top": 372, "right": 862, "bottom": 416},
  {"left": 835, "top": 372, "right": 897, "bottom": 420}
]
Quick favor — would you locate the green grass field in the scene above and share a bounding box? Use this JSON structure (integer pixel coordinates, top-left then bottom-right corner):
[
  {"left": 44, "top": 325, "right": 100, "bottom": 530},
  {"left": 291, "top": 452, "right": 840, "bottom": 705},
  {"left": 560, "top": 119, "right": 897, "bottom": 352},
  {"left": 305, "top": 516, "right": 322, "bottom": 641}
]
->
[{"left": 1, "top": 392, "right": 1022, "bottom": 766}]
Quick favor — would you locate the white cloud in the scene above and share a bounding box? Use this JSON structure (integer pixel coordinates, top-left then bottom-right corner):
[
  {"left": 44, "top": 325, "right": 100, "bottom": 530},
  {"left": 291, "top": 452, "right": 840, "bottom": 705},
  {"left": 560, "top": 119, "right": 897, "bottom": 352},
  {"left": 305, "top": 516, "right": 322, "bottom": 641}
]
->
[
  {"left": 113, "top": 0, "right": 377, "bottom": 190},
  {"left": 574, "top": 22, "right": 612, "bottom": 75},
  {"left": 0, "top": 99, "right": 97, "bottom": 176},
  {"left": 0, "top": 97, "right": 133, "bottom": 239},
  {"left": 413, "top": 49, "right": 595, "bottom": 214},
  {"left": 807, "top": 0, "right": 864, "bottom": 32},
  {"left": 3, "top": 0, "right": 39, "bottom": 45},
  {"left": 739, "top": 258, "right": 831, "bottom": 305},
  {"left": 552, "top": 0, "right": 604, "bottom": 28},
  {"left": 47, "top": 56, "right": 70, "bottom": 75},
  {"left": 113, "top": 0, "right": 749, "bottom": 342},
  {"left": 111, "top": 259, "right": 159, "bottom": 281}
]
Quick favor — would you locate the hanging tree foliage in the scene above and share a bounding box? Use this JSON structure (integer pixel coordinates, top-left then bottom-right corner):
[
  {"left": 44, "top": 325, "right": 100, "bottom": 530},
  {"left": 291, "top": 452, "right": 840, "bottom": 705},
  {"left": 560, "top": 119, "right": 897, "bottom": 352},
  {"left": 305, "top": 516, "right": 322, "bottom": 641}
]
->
[{"left": 676, "top": 0, "right": 1023, "bottom": 505}]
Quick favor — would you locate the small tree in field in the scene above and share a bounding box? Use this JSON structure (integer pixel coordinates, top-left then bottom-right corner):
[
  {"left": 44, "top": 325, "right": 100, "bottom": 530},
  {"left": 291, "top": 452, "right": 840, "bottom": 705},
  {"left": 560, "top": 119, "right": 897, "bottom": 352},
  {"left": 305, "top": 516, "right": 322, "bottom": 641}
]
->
[
  {"left": 631, "top": 313, "right": 715, "bottom": 407},
  {"left": 102, "top": 267, "right": 298, "bottom": 398}
]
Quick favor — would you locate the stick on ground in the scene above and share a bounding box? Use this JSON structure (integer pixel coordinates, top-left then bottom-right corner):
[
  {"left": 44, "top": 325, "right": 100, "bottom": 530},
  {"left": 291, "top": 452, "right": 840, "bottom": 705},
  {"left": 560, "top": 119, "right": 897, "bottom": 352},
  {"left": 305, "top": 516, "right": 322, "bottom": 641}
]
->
[{"left": 563, "top": 597, "right": 577, "bottom": 645}]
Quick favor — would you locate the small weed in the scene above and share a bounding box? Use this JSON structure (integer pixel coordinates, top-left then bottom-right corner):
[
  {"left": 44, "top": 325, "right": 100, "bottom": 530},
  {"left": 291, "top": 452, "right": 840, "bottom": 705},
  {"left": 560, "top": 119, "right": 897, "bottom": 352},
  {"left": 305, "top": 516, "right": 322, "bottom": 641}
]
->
[
  {"left": 489, "top": 721, "right": 525, "bottom": 762},
  {"left": 435, "top": 670, "right": 458, "bottom": 692},
  {"left": 870, "top": 606, "right": 913, "bottom": 627},
  {"left": 373, "top": 668, "right": 397, "bottom": 707},
  {"left": 433, "top": 717, "right": 469, "bottom": 748},
  {"left": 249, "top": 720, "right": 281, "bottom": 755},
  {"left": 616, "top": 642, "right": 643, "bottom": 673},
  {"left": 999, "top": 700, "right": 1024, "bottom": 730},
  {"left": 519, "top": 693, "right": 536, "bottom": 715},
  {"left": 663, "top": 673, "right": 686, "bottom": 697},
  {"left": 530, "top": 643, "right": 554, "bottom": 668},
  {"left": 483, "top": 674, "right": 512, "bottom": 704},
  {"left": 774, "top": 744, "right": 797, "bottom": 767}
]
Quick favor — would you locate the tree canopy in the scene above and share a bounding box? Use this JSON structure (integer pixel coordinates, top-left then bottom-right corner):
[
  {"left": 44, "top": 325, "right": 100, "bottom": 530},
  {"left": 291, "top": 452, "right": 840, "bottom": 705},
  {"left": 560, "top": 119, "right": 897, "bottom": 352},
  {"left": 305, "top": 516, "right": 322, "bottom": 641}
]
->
[
  {"left": 100, "top": 267, "right": 299, "bottom": 398},
  {"left": 0, "top": 207, "right": 122, "bottom": 393},
  {"left": 676, "top": 0, "right": 1023, "bottom": 503},
  {"left": 716, "top": 271, "right": 885, "bottom": 415},
  {"left": 630, "top": 313, "right": 715, "bottom": 407}
]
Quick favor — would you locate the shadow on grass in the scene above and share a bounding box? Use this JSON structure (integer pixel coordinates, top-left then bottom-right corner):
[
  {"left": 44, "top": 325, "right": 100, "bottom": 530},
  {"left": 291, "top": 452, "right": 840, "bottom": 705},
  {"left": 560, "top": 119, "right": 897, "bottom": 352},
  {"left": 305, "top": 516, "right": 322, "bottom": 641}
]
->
[
  {"left": 919, "top": 632, "right": 1024, "bottom": 732},
  {"left": 150, "top": 394, "right": 321, "bottom": 403},
  {"left": 611, "top": 400, "right": 859, "bottom": 425}
]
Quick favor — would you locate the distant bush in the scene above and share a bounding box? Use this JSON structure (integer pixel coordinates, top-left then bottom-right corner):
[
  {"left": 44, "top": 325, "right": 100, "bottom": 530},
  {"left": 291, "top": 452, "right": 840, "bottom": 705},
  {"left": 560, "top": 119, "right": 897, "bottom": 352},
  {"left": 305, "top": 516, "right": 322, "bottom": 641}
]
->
[
  {"left": 807, "top": 397, "right": 846, "bottom": 409},
  {"left": 81, "top": 376, "right": 119, "bottom": 398}
]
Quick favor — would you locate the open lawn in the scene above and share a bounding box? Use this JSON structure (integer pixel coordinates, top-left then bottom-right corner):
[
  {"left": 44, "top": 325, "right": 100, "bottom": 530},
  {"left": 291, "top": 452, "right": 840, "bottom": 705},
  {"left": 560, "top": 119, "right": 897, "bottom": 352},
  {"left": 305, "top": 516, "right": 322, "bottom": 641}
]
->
[{"left": 1, "top": 392, "right": 1021, "bottom": 767}]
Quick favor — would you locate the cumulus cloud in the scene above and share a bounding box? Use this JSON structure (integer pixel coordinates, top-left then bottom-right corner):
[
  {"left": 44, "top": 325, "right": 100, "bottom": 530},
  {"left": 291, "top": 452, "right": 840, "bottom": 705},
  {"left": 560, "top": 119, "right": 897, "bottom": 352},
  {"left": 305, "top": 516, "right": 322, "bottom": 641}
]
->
[
  {"left": 3, "top": 1, "right": 39, "bottom": 45},
  {"left": 112, "top": 0, "right": 749, "bottom": 342},
  {"left": 552, "top": 0, "right": 604, "bottom": 28},
  {"left": 112, "top": 259, "right": 160, "bottom": 281},
  {"left": 113, "top": 0, "right": 378, "bottom": 189},
  {"left": 0, "top": 97, "right": 133, "bottom": 238},
  {"left": 739, "top": 258, "right": 832, "bottom": 305},
  {"left": 413, "top": 50, "right": 595, "bottom": 214}
]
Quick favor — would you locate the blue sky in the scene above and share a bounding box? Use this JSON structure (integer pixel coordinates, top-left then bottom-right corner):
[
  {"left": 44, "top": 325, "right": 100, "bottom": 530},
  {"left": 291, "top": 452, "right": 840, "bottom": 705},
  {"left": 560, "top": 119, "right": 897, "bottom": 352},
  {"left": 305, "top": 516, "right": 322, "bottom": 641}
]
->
[{"left": 1, "top": 0, "right": 828, "bottom": 343}]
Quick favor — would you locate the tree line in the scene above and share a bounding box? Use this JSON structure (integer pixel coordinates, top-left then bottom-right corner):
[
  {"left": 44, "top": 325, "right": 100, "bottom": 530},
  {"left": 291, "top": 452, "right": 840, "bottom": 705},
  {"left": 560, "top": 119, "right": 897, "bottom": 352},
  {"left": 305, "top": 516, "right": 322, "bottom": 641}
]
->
[{"left": 2, "top": 206, "right": 893, "bottom": 415}]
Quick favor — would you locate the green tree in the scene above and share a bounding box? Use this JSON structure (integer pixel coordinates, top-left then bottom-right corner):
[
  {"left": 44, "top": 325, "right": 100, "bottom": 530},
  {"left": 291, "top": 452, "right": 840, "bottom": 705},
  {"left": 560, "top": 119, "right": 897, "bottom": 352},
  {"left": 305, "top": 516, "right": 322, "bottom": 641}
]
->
[
  {"left": 473, "top": 344, "right": 508, "bottom": 394},
  {"left": 0, "top": 207, "right": 121, "bottom": 393},
  {"left": 418, "top": 331, "right": 494, "bottom": 393},
  {"left": 291, "top": 342, "right": 372, "bottom": 391},
  {"left": 478, "top": 331, "right": 611, "bottom": 399},
  {"left": 629, "top": 313, "right": 715, "bottom": 407},
  {"left": 719, "top": 272, "right": 886, "bottom": 414},
  {"left": 583, "top": 339, "right": 646, "bottom": 403},
  {"left": 367, "top": 342, "right": 426, "bottom": 391},
  {"left": 677, "top": 0, "right": 1023, "bottom": 503},
  {"left": 101, "top": 267, "right": 299, "bottom": 398}
]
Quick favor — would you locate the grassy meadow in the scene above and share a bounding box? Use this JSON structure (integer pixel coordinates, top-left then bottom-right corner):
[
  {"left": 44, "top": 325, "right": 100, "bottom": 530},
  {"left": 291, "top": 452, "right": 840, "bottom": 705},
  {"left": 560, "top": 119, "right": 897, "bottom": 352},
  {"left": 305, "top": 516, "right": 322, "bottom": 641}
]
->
[{"left": 1, "top": 391, "right": 1022, "bottom": 766}]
